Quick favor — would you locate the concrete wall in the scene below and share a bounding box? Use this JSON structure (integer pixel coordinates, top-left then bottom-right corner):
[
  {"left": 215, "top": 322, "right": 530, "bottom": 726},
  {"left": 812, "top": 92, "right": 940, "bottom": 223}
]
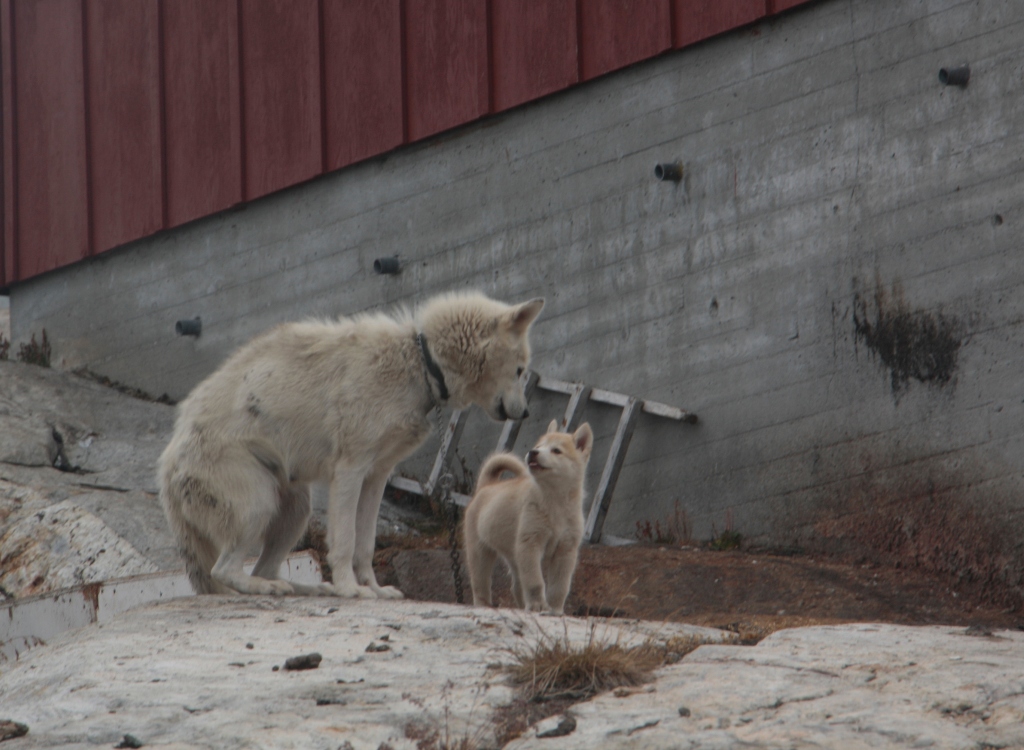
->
[{"left": 11, "top": 0, "right": 1024, "bottom": 601}]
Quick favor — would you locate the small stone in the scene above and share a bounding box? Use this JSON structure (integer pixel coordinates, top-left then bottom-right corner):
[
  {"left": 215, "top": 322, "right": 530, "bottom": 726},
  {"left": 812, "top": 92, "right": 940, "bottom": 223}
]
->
[
  {"left": 245, "top": 643, "right": 254, "bottom": 649},
  {"left": 678, "top": 706, "right": 691, "bottom": 717},
  {"left": 0, "top": 720, "right": 29, "bottom": 741},
  {"left": 365, "top": 642, "right": 391, "bottom": 653},
  {"left": 283, "top": 653, "right": 322, "bottom": 671},
  {"left": 114, "top": 734, "right": 144, "bottom": 748},
  {"left": 536, "top": 714, "right": 576, "bottom": 738}
]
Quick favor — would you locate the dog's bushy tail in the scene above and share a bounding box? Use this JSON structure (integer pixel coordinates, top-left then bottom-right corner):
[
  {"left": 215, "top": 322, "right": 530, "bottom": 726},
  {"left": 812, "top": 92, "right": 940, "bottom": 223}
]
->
[{"left": 476, "top": 452, "right": 529, "bottom": 491}]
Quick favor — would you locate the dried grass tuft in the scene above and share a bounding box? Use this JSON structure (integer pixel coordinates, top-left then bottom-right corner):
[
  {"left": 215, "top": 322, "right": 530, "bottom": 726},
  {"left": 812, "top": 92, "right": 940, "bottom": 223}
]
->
[{"left": 506, "top": 623, "right": 711, "bottom": 703}]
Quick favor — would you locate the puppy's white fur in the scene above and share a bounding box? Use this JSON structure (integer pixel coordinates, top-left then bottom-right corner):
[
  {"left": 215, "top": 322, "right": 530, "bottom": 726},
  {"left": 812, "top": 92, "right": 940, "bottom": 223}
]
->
[
  {"left": 159, "top": 292, "right": 544, "bottom": 597},
  {"left": 464, "top": 420, "right": 593, "bottom": 613}
]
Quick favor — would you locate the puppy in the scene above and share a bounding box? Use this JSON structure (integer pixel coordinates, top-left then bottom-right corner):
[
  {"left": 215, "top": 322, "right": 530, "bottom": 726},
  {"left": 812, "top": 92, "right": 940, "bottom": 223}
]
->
[{"left": 464, "top": 420, "right": 593, "bottom": 613}]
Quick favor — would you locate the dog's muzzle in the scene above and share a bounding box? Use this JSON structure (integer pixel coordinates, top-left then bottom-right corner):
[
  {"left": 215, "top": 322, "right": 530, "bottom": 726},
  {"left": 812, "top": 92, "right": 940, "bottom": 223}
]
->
[{"left": 497, "top": 402, "right": 529, "bottom": 421}]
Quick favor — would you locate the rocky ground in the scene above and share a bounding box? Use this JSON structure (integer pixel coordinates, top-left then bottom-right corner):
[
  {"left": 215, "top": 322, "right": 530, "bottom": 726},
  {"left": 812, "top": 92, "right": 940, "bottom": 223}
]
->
[{"left": 2, "top": 358, "right": 1024, "bottom": 747}]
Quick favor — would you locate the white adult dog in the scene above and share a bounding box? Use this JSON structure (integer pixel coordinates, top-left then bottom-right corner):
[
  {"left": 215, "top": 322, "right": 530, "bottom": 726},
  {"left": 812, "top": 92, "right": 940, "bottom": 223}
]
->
[{"left": 159, "top": 292, "right": 544, "bottom": 598}]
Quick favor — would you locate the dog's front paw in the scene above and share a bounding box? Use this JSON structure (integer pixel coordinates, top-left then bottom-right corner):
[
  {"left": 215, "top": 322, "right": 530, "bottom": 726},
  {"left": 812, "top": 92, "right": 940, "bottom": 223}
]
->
[
  {"left": 331, "top": 582, "right": 377, "bottom": 599},
  {"left": 255, "top": 578, "right": 295, "bottom": 596},
  {"left": 373, "top": 585, "right": 404, "bottom": 600},
  {"left": 290, "top": 581, "right": 337, "bottom": 597}
]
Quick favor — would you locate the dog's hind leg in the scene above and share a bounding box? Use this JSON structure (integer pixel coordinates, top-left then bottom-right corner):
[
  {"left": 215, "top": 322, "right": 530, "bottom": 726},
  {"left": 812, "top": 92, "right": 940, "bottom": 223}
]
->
[
  {"left": 508, "top": 563, "right": 525, "bottom": 609},
  {"left": 250, "top": 484, "right": 333, "bottom": 596},
  {"left": 466, "top": 540, "right": 497, "bottom": 606},
  {"left": 353, "top": 465, "right": 403, "bottom": 599},
  {"left": 326, "top": 465, "right": 377, "bottom": 598},
  {"left": 207, "top": 458, "right": 295, "bottom": 596}
]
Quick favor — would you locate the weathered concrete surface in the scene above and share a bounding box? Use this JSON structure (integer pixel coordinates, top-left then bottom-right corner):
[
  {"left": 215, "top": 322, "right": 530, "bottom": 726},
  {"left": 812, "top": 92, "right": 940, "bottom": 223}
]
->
[
  {"left": 0, "top": 597, "right": 728, "bottom": 750},
  {"left": 511, "top": 623, "right": 1024, "bottom": 749},
  {"left": 0, "top": 599, "right": 1020, "bottom": 750}
]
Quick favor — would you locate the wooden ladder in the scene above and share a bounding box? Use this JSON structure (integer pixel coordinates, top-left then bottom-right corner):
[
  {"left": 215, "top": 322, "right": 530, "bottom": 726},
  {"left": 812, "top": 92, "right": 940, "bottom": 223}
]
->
[{"left": 388, "top": 371, "right": 698, "bottom": 544}]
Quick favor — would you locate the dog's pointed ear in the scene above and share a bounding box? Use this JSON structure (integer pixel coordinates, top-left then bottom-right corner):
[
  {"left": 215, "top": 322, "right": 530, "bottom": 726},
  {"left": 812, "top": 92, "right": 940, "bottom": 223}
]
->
[
  {"left": 547, "top": 419, "right": 559, "bottom": 434},
  {"left": 574, "top": 423, "right": 593, "bottom": 456},
  {"left": 506, "top": 298, "right": 545, "bottom": 335}
]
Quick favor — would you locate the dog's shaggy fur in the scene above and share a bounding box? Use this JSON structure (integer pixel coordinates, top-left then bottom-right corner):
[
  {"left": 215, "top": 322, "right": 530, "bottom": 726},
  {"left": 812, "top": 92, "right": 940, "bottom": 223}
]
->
[
  {"left": 464, "top": 420, "right": 593, "bottom": 613},
  {"left": 159, "top": 292, "right": 544, "bottom": 597}
]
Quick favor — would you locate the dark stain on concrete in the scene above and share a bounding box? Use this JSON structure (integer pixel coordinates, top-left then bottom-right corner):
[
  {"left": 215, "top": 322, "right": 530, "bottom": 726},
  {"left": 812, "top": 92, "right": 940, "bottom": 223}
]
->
[{"left": 853, "top": 279, "right": 963, "bottom": 395}]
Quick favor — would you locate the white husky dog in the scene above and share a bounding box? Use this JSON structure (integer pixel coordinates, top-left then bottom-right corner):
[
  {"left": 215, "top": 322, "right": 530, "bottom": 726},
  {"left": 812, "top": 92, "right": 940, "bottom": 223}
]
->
[
  {"left": 159, "top": 292, "right": 544, "bottom": 597},
  {"left": 464, "top": 420, "right": 593, "bottom": 613}
]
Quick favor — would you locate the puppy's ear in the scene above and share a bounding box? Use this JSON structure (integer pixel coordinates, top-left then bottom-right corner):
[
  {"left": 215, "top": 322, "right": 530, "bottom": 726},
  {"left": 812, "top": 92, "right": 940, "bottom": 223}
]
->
[
  {"left": 574, "top": 423, "right": 593, "bottom": 456},
  {"left": 506, "top": 298, "right": 545, "bottom": 335},
  {"left": 547, "top": 419, "right": 559, "bottom": 434}
]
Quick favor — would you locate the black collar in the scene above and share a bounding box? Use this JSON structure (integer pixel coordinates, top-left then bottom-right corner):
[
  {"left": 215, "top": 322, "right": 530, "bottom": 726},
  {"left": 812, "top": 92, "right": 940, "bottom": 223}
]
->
[{"left": 417, "top": 333, "right": 449, "bottom": 405}]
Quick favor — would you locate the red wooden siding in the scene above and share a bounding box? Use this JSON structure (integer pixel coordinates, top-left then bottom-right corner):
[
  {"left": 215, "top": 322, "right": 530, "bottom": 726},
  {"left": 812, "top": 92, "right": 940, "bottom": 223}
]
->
[
  {"left": 322, "top": 0, "right": 404, "bottom": 171},
  {"left": 11, "top": 0, "right": 90, "bottom": 280},
  {"left": 0, "top": 0, "right": 814, "bottom": 286},
  {"left": 491, "top": 0, "right": 578, "bottom": 112},
  {"left": 579, "top": 0, "right": 673, "bottom": 82},
  {"left": 673, "top": 0, "right": 768, "bottom": 49},
  {"left": 85, "top": 0, "right": 164, "bottom": 255},
  {"left": 1, "top": 0, "right": 13, "bottom": 286},
  {"left": 162, "top": 0, "right": 242, "bottom": 228},
  {"left": 404, "top": 0, "right": 490, "bottom": 142},
  {"left": 239, "top": 0, "right": 322, "bottom": 200}
]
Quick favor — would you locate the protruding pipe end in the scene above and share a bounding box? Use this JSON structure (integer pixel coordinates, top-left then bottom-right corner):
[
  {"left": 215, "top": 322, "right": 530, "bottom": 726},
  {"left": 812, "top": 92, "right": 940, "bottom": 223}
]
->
[
  {"left": 373, "top": 257, "right": 401, "bottom": 275},
  {"left": 939, "top": 64, "right": 970, "bottom": 86},
  {"left": 654, "top": 162, "right": 683, "bottom": 182},
  {"left": 175, "top": 317, "right": 202, "bottom": 337}
]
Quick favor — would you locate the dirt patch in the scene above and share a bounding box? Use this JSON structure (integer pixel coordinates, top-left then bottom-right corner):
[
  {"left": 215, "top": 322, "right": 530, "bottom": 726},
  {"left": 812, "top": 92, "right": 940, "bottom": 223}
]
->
[{"left": 377, "top": 541, "right": 1024, "bottom": 640}]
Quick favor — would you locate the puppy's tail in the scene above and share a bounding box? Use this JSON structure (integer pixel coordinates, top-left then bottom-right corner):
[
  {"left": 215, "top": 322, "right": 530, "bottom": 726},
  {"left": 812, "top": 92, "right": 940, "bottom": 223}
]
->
[{"left": 475, "top": 452, "right": 529, "bottom": 491}]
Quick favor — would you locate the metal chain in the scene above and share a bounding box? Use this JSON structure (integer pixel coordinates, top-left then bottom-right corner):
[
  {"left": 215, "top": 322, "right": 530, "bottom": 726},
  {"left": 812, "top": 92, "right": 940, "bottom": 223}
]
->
[
  {"left": 431, "top": 407, "right": 465, "bottom": 604},
  {"left": 437, "top": 472, "right": 465, "bottom": 604}
]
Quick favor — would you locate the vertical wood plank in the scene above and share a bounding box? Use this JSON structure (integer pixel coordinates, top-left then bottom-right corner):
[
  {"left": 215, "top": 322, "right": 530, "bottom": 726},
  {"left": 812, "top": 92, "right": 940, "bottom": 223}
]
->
[
  {"left": 579, "top": 0, "right": 672, "bottom": 82},
  {"left": 11, "top": 0, "right": 89, "bottom": 280},
  {"left": 560, "top": 383, "right": 592, "bottom": 433},
  {"left": 84, "top": 0, "right": 163, "bottom": 255},
  {"left": 404, "top": 0, "right": 489, "bottom": 141},
  {"left": 427, "top": 410, "right": 470, "bottom": 495},
  {"left": 673, "top": 0, "right": 768, "bottom": 48},
  {"left": 239, "top": 0, "right": 322, "bottom": 200},
  {"left": 162, "top": 0, "right": 242, "bottom": 228},
  {"left": 322, "top": 0, "right": 404, "bottom": 171},
  {"left": 490, "top": 0, "right": 578, "bottom": 112},
  {"left": 585, "top": 397, "right": 641, "bottom": 543}
]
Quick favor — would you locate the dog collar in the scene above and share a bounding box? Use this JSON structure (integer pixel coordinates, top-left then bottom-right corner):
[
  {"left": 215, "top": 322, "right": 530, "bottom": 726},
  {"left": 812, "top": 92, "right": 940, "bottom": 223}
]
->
[{"left": 417, "top": 332, "right": 450, "bottom": 406}]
